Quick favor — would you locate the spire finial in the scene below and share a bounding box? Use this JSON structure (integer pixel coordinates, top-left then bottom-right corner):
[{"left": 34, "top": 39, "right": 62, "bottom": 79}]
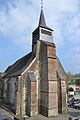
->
[{"left": 41, "top": 0, "right": 43, "bottom": 9}]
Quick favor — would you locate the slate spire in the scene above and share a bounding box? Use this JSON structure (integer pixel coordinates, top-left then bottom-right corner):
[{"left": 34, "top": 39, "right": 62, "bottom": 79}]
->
[
  {"left": 38, "top": 1, "right": 53, "bottom": 31},
  {"left": 39, "top": 8, "right": 46, "bottom": 27},
  {"left": 39, "top": 0, "right": 46, "bottom": 27}
]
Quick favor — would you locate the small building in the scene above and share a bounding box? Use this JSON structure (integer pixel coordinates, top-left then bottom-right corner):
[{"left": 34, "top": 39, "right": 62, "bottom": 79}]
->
[{"left": 2, "top": 7, "right": 67, "bottom": 117}]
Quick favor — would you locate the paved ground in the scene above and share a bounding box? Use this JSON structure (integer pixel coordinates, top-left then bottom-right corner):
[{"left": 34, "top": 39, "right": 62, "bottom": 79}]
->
[
  {"left": 27, "top": 114, "right": 68, "bottom": 120},
  {"left": 0, "top": 107, "right": 14, "bottom": 120},
  {"left": 0, "top": 107, "right": 80, "bottom": 120},
  {"left": 24, "top": 107, "right": 80, "bottom": 120},
  {"left": 68, "top": 107, "right": 80, "bottom": 117},
  {"left": 0, "top": 107, "right": 68, "bottom": 120}
]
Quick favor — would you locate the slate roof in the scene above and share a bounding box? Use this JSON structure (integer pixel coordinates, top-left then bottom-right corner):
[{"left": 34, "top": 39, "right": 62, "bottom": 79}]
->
[
  {"left": 57, "top": 69, "right": 65, "bottom": 80},
  {"left": 39, "top": 9, "right": 46, "bottom": 27},
  {"left": 3, "top": 52, "right": 33, "bottom": 78},
  {"left": 28, "top": 71, "right": 36, "bottom": 82},
  {"left": 38, "top": 9, "right": 53, "bottom": 31},
  {"left": 57, "top": 57, "right": 66, "bottom": 80}
]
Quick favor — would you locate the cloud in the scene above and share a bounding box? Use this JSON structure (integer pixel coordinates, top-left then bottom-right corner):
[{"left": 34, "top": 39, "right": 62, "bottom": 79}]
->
[
  {"left": 0, "top": 0, "right": 80, "bottom": 73},
  {"left": 0, "top": 0, "right": 79, "bottom": 47},
  {"left": 0, "top": 0, "right": 38, "bottom": 47},
  {"left": 14, "top": 31, "right": 32, "bottom": 52}
]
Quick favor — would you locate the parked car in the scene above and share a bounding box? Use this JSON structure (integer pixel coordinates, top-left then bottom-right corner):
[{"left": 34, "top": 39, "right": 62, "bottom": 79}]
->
[
  {"left": 68, "top": 97, "right": 80, "bottom": 109},
  {"left": 73, "top": 116, "right": 80, "bottom": 120},
  {"left": 68, "top": 97, "right": 76, "bottom": 107},
  {"left": 73, "top": 101, "right": 80, "bottom": 109}
]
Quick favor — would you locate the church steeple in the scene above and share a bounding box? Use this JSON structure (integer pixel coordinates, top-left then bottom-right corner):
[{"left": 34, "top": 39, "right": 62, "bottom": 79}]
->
[
  {"left": 32, "top": 2, "right": 53, "bottom": 46},
  {"left": 39, "top": 9, "right": 46, "bottom": 27},
  {"left": 38, "top": 8, "right": 53, "bottom": 31}
]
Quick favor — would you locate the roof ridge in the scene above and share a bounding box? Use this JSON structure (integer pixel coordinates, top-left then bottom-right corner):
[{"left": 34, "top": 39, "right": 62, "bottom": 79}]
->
[{"left": 3, "top": 52, "right": 32, "bottom": 78}]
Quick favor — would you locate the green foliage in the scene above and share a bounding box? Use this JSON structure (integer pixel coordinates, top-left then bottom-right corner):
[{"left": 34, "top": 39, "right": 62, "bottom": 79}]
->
[{"left": 68, "top": 77, "right": 80, "bottom": 85}]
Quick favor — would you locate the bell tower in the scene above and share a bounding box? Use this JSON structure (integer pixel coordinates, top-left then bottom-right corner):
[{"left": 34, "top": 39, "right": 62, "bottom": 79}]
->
[{"left": 32, "top": 3, "right": 53, "bottom": 47}]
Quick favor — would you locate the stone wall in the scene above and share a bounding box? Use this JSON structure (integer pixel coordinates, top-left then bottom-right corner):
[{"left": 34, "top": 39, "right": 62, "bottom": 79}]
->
[
  {"left": 47, "top": 44, "right": 58, "bottom": 117},
  {"left": 14, "top": 40, "right": 67, "bottom": 117},
  {"left": 26, "top": 72, "right": 38, "bottom": 116},
  {"left": 9, "top": 78, "right": 16, "bottom": 104},
  {"left": 61, "top": 80, "right": 67, "bottom": 114},
  {"left": 16, "top": 76, "right": 21, "bottom": 115},
  {"left": 57, "top": 79, "right": 67, "bottom": 114},
  {"left": 57, "top": 76, "right": 62, "bottom": 113},
  {"left": 16, "top": 75, "right": 27, "bottom": 116},
  {"left": 39, "top": 42, "right": 58, "bottom": 117},
  {"left": 40, "top": 42, "right": 48, "bottom": 116},
  {"left": 57, "top": 58, "right": 67, "bottom": 114},
  {"left": 16, "top": 55, "right": 38, "bottom": 116}
]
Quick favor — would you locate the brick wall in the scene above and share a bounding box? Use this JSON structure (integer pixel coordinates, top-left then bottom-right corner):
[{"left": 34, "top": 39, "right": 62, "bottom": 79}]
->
[
  {"left": 47, "top": 45, "right": 58, "bottom": 117},
  {"left": 40, "top": 42, "right": 58, "bottom": 117}
]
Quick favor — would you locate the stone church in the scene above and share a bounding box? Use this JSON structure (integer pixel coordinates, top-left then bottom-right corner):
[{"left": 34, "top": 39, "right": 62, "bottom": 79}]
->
[{"left": 2, "top": 8, "right": 67, "bottom": 117}]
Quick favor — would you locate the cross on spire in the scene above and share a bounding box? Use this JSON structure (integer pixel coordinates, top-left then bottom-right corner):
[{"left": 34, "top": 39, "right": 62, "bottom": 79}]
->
[{"left": 41, "top": 0, "right": 43, "bottom": 9}]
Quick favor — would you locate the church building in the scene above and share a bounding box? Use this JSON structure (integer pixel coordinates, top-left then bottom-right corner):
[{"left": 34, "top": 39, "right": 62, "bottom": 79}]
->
[{"left": 2, "top": 6, "right": 67, "bottom": 117}]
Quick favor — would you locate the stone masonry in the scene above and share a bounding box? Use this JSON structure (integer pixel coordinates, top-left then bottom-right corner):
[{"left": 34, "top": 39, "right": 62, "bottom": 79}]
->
[{"left": 2, "top": 7, "right": 67, "bottom": 118}]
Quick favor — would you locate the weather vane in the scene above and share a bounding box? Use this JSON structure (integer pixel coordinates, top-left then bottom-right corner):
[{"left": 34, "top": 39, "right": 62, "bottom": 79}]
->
[{"left": 41, "top": 0, "right": 43, "bottom": 9}]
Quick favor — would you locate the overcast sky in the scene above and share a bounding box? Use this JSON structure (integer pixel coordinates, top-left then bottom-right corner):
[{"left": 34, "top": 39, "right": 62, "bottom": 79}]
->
[{"left": 0, "top": 0, "right": 80, "bottom": 74}]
